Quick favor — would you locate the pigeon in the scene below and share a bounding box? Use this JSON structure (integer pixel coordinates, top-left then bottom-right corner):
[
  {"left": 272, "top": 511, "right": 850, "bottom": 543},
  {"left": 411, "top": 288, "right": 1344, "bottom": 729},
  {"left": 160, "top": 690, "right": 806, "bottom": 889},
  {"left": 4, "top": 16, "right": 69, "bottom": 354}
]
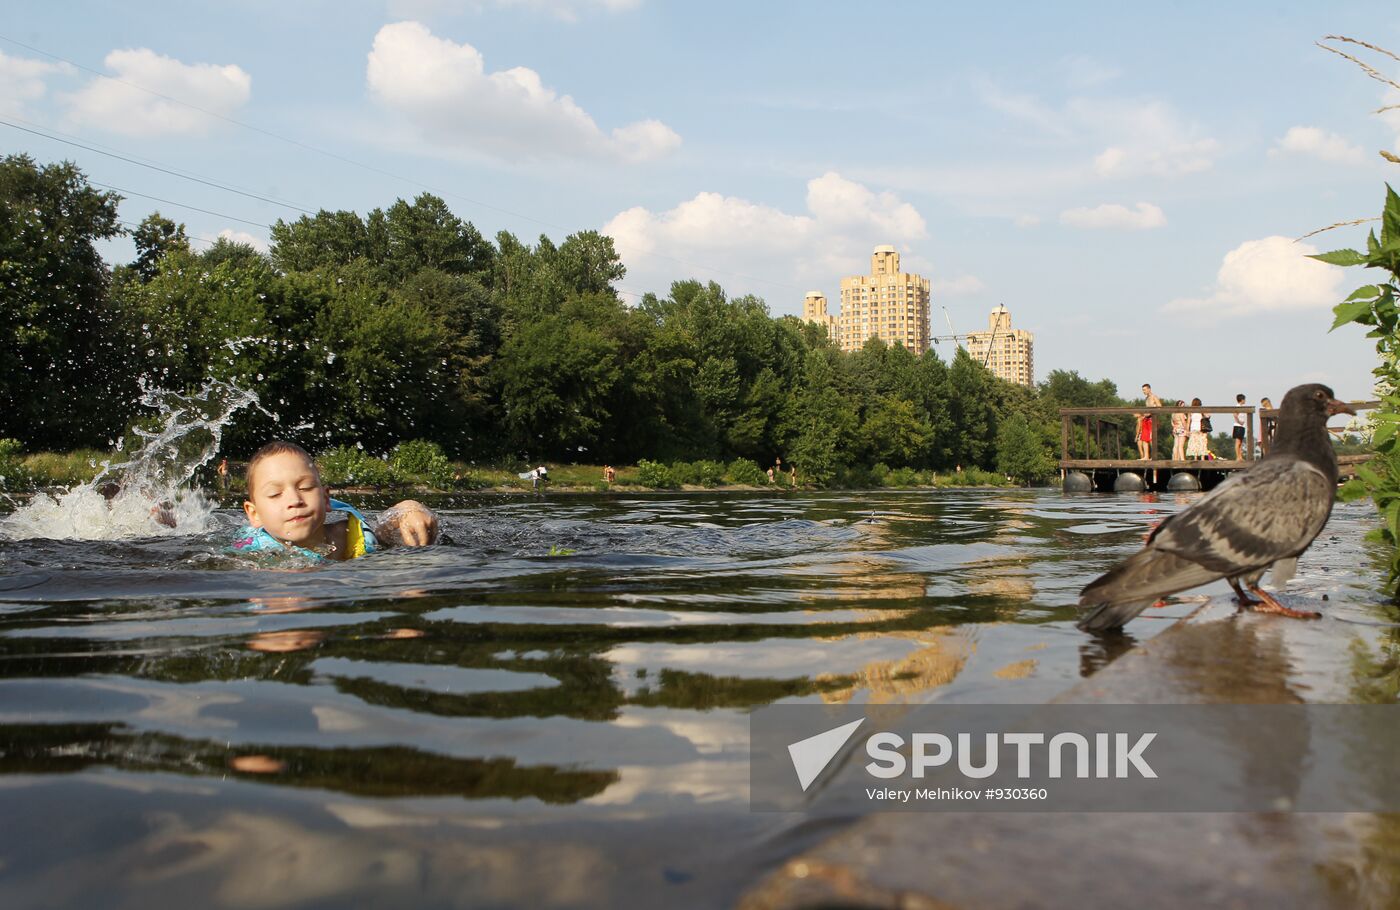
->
[{"left": 1077, "top": 383, "right": 1356, "bottom": 633}]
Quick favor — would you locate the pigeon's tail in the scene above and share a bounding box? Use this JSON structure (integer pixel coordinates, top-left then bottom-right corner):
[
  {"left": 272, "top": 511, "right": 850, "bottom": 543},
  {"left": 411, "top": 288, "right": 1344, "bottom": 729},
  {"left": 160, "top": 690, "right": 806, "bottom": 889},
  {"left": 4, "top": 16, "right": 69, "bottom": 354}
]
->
[{"left": 1077, "top": 548, "right": 1220, "bottom": 633}]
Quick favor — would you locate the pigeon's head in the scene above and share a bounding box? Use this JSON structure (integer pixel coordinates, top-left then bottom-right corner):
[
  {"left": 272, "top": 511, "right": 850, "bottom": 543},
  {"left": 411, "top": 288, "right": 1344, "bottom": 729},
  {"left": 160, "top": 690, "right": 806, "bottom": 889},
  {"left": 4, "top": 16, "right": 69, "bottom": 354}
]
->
[{"left": 1281, "top": 383, "right": 1356, "bottom": 420}]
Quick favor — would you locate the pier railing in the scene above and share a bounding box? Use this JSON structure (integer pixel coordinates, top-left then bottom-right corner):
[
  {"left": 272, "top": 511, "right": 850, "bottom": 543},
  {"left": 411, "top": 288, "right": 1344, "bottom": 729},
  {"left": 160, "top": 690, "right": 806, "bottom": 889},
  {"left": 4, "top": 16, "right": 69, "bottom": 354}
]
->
[{"left": 1058, "top": 402, "right": 1379, "bottom": 477}]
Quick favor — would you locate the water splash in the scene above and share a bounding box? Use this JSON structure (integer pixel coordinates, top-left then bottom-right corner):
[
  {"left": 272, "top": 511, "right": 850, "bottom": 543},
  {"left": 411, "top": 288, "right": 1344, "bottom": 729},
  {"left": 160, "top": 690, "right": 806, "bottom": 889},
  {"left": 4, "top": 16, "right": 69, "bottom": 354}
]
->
[{"left": 0, "top": 380, "right": 258, "bottom": 541}]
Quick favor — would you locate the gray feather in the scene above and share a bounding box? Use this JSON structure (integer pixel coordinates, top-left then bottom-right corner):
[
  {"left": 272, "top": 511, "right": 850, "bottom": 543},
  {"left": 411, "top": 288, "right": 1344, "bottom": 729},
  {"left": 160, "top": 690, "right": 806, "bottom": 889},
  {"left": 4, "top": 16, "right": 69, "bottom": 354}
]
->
[{"left": 1077, "top": 383, "right": 1345, "bottom": 633}]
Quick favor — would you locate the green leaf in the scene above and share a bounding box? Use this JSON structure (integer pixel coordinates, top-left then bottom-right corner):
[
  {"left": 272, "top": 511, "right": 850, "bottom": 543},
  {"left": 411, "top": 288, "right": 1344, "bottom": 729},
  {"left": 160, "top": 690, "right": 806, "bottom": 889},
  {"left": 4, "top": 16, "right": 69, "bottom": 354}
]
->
[
  {"left": 1376, "top": 421, "right": 1397, "bottom": 451},
  {"left": 1310, "top": 249, "right": 1367, "bottom": 267},
  {"left": 1337, "top": 476, "right": 1370, "bottom": 502},
  {"left": 1331, "top": 299, "right": 1375, "bottom": 330},
  {"left": 1346, "top": 284, "right": 1382, "bottom": 301},
  {"left": 1383, "top": 184, "right": 1400, "bottom": 246}
]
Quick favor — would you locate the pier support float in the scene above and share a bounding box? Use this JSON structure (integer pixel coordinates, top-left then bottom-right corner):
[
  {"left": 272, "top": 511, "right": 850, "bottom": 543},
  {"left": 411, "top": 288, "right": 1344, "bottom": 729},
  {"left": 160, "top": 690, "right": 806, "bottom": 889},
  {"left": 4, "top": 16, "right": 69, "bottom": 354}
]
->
[
  {"left": 1114, "top": 471, "right": 1145, "bottom": 493},
  {"left": 1167, "top": 472, "right": 1201, "bottom": 492},
  {"left": 1063, "top": 471, "right": 1093, "bottom": 493}
]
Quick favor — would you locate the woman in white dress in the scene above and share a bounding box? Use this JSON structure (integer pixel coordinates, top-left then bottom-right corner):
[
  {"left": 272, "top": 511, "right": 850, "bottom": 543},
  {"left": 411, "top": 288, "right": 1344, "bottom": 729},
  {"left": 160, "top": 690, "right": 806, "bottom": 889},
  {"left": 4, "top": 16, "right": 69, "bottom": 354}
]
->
[{"left": 1185, "top": 397, "right": 1208, "bottom": 459}]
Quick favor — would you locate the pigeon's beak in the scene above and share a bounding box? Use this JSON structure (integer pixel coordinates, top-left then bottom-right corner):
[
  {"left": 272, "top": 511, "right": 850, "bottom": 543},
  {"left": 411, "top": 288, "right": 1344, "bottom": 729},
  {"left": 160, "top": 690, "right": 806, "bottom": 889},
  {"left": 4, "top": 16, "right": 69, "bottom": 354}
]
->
[{"left": 1326, "top": 398, "right": 1357, "bottom": 417}]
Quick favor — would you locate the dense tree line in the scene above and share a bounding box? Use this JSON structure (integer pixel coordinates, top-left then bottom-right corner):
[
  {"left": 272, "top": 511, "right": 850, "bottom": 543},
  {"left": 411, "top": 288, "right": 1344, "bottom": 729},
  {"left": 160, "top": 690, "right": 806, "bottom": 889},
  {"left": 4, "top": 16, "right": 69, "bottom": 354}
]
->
[{"left": 0, "top": 154, "right": 1128, "bottom": 483}]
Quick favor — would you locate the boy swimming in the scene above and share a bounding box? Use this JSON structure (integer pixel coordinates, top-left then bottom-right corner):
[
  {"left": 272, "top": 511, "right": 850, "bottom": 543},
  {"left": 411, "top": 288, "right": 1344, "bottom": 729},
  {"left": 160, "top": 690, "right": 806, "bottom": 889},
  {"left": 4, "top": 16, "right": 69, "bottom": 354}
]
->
[{"left": 232, "top": 441, "right": 438, "bottom": 560}]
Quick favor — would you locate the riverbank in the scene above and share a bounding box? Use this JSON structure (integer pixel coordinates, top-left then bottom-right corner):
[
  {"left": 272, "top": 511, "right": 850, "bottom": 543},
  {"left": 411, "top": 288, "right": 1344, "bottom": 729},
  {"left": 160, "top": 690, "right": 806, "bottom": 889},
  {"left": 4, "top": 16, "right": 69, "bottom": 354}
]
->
[{"left": 1, "top": 449, "right": 1019, "bottom": 495}]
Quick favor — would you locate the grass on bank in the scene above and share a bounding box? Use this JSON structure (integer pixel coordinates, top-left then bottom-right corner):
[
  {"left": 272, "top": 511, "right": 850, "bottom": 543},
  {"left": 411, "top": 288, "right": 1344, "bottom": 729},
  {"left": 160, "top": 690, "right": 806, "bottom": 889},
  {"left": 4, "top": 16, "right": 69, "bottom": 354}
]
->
[{"left": 1, "top": 437, "right": 1016, "bottom": 493}]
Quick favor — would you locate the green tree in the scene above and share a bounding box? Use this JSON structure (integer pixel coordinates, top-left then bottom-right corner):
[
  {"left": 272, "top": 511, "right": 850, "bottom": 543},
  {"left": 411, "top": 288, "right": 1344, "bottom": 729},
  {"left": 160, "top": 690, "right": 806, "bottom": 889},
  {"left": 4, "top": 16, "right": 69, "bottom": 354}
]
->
[
  {"left": 861, "top": 396, "right": 933, "bottom": 467},
  {"left": 492, "top": 292, "right": 625, "bottom": 457},
  {"left": 269, "top": 209, "right": 383, "bottom": 273},
  {"left": 0, "top": 155, "right": 128, "bottom": 448},
  {"left": 381, "top": 193, "right": 495, "bottom": 282},
  {"left": 996, "top": 413, "right": 1055, "bottom": 484},
  {"left": 129, "top": 212, "right": 189, "bottom": 281}
]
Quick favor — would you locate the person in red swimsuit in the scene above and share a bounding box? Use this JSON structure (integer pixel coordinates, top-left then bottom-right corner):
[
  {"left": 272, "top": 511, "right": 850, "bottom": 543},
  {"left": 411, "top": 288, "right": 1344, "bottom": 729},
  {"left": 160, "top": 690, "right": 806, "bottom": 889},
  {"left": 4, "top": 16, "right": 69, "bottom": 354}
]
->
[{"left": 1136, "top": 383, "right": 1161, "bottom": 460}]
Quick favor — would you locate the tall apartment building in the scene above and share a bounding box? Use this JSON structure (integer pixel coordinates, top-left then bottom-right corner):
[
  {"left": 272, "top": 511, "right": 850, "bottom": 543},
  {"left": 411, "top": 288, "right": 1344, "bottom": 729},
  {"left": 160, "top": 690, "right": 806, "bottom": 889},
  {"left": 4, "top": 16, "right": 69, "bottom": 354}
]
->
[
  {"left": 823, "top": 246, "right": 931, "bottom": 354},
  {"left": 802, "top": 291, "right": 835, "bottom": 342},
  {"left": 963, "top": 304, "right": 1034, "bottom": 386}
]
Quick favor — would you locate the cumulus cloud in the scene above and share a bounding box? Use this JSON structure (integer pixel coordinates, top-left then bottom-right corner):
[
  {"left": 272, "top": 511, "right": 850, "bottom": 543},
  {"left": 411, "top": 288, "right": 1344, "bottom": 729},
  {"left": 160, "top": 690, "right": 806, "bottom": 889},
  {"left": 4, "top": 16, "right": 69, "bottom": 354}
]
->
[
  {"left": 365, "top": 21, "right": 680, "bottom": 162},
  {"left": 1013, "top": 214, "right": 1041, "bottom": 228},
  {"left": 63, "top": 48, "right": 251, "bottom": 136},
  {"left": 1059, "top": 202, "right": 1166, "bottom": 230},
  {"left": 603, "top": 172, "right": 945, "bottom": 301},
  {"left": 0, "top": 51, "right": 71, "bottom": 116},
  {"left": 216, "top": 228, "right": 268, "bottom": 251},
  {"left": 1269, "top": 126, "right": 1365, "bottom": 165},
  {"left": 1163, "top": 236, "right": 1344, "bottom": 318}
]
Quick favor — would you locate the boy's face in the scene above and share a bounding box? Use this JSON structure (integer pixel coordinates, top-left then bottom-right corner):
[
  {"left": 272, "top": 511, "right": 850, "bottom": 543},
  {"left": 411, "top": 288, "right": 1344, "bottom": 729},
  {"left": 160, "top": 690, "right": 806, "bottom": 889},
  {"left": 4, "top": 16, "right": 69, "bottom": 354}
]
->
[{"left": 243, "top": 452, "right": 329, "bottom": 547}]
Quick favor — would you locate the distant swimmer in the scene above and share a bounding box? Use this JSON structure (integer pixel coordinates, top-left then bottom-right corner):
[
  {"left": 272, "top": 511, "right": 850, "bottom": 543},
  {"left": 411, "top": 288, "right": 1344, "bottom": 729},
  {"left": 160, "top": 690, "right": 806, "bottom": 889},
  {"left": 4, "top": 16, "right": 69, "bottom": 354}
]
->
[{"left": 231, "top": 440, "right": 437, "bottom": 561}]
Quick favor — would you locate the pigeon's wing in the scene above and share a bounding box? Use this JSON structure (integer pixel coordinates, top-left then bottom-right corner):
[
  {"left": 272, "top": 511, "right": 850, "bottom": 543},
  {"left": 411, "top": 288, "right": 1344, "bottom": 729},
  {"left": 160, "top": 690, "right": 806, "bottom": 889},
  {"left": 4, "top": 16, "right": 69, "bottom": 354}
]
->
[
  {"left": 1077, "top": 458, "right": 1334, "bottom": 633},
  {"left": 1149, "top": 458, "right": 1335, "bottom": 575},
  {"left": 1077, "top": 548, "right": 1223, "bottom": 632}
]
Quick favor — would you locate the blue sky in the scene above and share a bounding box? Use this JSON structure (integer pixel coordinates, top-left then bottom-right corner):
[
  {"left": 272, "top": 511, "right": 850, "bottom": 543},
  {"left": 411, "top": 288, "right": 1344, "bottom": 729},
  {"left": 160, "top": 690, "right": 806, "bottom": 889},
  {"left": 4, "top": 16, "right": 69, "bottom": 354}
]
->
[{"left": 4, "top": 1, "right": 1400, "bottom": 403}]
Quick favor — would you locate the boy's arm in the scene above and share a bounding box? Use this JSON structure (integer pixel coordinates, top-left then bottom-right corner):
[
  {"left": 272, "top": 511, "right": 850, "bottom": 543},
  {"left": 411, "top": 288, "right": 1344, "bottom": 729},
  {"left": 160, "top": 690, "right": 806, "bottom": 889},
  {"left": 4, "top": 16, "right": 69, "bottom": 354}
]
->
[{"left": 375, "top": 500, "right": 439, "bottom": 547}]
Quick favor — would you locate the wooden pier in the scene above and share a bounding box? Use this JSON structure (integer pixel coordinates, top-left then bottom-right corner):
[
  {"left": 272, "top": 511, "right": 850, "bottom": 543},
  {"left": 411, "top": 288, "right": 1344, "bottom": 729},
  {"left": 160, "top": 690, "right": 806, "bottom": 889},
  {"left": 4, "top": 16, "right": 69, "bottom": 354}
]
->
[{"left": 1058, "top": 402, "right": 1376, "bottom": 492}]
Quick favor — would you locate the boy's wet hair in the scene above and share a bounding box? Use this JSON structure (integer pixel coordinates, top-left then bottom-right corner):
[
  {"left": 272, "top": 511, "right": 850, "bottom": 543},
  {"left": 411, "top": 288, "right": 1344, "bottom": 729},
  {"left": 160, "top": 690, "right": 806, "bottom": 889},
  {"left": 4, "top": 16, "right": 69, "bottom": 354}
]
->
[
  {"left": 1236, "top": 393, "right": 1246, "bottom": 402},
  {"left": 245, "top": 440, "right": 318, "bottom": 491}
]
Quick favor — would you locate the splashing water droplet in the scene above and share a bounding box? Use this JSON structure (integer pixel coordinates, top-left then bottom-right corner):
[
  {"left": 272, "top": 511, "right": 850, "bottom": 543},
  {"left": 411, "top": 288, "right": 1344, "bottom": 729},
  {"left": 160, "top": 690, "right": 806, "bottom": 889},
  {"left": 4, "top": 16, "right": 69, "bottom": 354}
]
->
[{"left": 0, "top": 380, "right": 259, "bottom": 541}]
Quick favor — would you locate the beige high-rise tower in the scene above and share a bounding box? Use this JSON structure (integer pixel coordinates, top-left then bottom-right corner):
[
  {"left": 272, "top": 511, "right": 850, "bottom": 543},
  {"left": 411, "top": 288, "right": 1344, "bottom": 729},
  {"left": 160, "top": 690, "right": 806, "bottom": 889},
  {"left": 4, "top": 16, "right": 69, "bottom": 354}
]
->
[
  {"left": 802, "top": 291, "right": 835, "bottom": 342},
  {"left": 964, "top": 304, "right": 1034, "bottom": 386},
  {"left": 831, "top": 246, "right": 932, "bottom": 354}
]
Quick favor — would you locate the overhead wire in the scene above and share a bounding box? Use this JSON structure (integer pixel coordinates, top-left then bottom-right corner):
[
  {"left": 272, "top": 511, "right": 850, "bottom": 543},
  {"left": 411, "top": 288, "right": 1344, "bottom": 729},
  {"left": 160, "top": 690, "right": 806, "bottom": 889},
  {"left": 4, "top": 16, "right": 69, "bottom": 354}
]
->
[
  {"left": 92, "top": 181, "right": 271, "bottom": 228},
  {"left": 0, "top": 32, "right": 808, "bottom": 296}
]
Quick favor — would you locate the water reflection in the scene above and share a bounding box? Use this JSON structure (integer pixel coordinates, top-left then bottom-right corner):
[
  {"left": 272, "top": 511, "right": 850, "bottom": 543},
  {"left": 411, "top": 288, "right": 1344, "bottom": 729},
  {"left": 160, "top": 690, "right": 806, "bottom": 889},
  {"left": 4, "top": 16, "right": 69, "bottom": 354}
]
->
[{"left": 0, "top": 491, "right": 1388, "bottom": 906}]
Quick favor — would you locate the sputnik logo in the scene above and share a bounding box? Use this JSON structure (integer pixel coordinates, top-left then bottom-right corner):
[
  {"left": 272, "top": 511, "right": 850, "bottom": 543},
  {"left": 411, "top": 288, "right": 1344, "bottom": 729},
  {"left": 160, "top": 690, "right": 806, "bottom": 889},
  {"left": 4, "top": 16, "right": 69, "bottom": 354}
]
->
[{"left": 787, "top": 718, "right": 866, "bottom": 792}]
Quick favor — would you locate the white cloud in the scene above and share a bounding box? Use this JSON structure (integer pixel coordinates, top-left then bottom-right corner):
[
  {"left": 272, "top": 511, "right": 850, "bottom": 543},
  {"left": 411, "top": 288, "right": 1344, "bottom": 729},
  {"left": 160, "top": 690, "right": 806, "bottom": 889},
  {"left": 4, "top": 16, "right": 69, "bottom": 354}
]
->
[
  {"left": 1079, "top": 99, "right": 1219, "bottom": 178},
  {"left": 1013, "top": 214, "right": 1041, "bottom": 228},
  {"left": 603, "top": 172, "right": 934, "bottom": 301},
  {"left": 1059, "top": 202, "right": 1166, "bottom": 230},
  {"left": 1163, "top": 236, "right": 1344, "bottom": 318},
  {"left": 0, "top": 51, "right": 71, "bottom": 116},
  {"left": 365, "top": 21, "right": 679, "bottom": 162},
  {"left": 1092, "top": 137, "right": 1219, "bottom": 178},
  {"left": 805, "top": 171, "right": 926, "bottom": 237},
  {"left": 216, "top": 228, "right": 268, "bottom": 252},
  {"left": 979, "top": 87, "right": 1221, "bottom": 179},
  {"left": 1269, "top": 126, "right": 1365, "bottom": 165},
  {"left": 63, "top": 48, "right": 251, "bottom": 136}
]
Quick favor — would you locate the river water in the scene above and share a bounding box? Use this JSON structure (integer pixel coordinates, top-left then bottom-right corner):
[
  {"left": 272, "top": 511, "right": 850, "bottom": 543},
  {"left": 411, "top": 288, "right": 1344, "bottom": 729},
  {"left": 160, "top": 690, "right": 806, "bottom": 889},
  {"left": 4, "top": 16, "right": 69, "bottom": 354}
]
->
[{"left": 0, "top": 490, "right": 1390, "bottom": 908}]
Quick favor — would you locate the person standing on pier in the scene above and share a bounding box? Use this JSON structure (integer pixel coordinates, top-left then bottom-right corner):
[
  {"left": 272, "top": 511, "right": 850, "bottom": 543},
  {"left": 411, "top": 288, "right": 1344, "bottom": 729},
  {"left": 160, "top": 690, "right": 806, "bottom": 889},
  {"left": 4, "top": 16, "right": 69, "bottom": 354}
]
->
[
  {"left": 1136, "top": 384, "right": 1161, "bottom": 460},
  {"left": 1186, "top": 398, "right": 1208, "bottom": 459},
  {"left": 1170, "top": 401, "right": 1188, "bottom": 461},
  {"left": 1259, "top": 396, "right": 1276, "bottom": 455},
  {"left": 1233, "top": 393, "right": 1248, "bottom": 460}
]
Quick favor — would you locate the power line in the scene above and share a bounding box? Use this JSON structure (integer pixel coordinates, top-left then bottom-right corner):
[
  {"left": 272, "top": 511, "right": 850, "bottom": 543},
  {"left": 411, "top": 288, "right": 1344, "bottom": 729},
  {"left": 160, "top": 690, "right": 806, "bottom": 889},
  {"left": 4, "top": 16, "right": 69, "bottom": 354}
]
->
[
  {"left": 0, "top": 117, "right": 314, "bottom": 215},
  {"left": 0, "top": 33, "right": 811, "bottom": 298},
  {"left": 92, "top": 181, "right": 270, "bottom": 228},
  {"left": 117, "top": 218, "right": 221, "bottom": 247}
]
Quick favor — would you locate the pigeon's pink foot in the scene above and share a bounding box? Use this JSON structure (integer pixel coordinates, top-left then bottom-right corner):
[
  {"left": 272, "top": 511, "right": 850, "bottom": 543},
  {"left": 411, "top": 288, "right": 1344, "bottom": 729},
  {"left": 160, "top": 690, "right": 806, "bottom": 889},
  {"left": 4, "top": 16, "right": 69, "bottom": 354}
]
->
[
  {"left": 1246, "top": 585, "right": 1321, "bottom": 620},
  {"left": 1149, "top": 599, "right": 1169, "bottom": 609}
]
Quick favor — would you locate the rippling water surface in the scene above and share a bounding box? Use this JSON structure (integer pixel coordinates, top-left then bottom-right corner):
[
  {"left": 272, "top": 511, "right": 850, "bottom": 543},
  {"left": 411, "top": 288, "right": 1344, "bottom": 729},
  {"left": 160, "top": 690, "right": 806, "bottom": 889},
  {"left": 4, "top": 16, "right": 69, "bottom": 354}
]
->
[{"left": 0, "top": 490, "right": 1388, "bottom": 908}]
